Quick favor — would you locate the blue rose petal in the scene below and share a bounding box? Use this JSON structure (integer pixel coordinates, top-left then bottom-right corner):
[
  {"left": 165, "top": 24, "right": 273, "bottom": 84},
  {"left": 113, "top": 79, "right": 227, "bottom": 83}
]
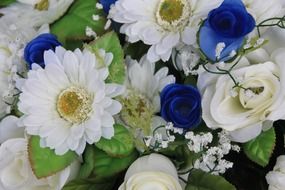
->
[
  {"left": 161, "top": 84, "right": 202, "bottom": 130},
  {"left": 99, "top": 0, "right": 117, "bottom": 14},
  {"left": 199, "top": 0, "right": 255, "bottom": 62},
  {"left": 24, "top": 33, "right": 61, "bottom": 69},
  {"left": 199, "top": 22, "right": 244, "bottom": 61}
]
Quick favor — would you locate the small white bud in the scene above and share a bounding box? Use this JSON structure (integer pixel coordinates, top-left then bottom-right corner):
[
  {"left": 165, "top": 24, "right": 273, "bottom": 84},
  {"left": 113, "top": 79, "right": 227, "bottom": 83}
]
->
[
  {"left": 92, "top": 14, "right": 100, "bottom": 21},
  {"left": 96, "top": 3, "right": 103, "bottom": 9}
]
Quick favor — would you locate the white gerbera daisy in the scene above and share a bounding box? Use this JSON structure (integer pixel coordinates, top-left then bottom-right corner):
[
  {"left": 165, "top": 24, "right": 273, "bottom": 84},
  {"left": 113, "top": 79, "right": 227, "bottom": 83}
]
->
[
  {"left": 120, "top": 55, "right": 175, "bottom": 135},
  {"left": 0, "top": 0, "right": 74, "bottom": 29},
  {"left": 109, "top": 0, "right": 223, "bottom": 62},
  {"left": 18, "top": 46, "right": 124, "bottom": 155}
]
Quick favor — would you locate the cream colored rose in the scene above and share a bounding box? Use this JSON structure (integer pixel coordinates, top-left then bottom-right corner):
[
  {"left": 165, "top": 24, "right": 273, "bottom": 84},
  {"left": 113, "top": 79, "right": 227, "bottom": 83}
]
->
[
  {"left": 119, "top": 153, "right": 182, "bottom": 190},
  {"left": 266, "top": 155, "right": 285, "bottom": 190},
  {"left": 0, "top": 138, "right": 80, "bottom": 190},
  {"left": 198, "top": 49, "right": 285, "bottom": 142}
]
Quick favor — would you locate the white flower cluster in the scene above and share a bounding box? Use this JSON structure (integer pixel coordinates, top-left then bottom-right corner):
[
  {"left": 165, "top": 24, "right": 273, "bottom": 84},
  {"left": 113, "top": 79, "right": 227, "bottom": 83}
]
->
[
  {"left": 185, "top": 131, "right": 213, "bottom": 153},
  {"left": 144, "top": 122, "right": 177, "bottom": 150},
  {"left": 266, "top": 155, "right": 285, "bottom": 190},
  {"left": 0, "top": 20, "right": 37, "bottom": 118},
  {"left": 193, "top": 130, "right": 240, "bottom": 175},
  {"left": 172, "top": 46, "right": 203, "bottom": 76}
]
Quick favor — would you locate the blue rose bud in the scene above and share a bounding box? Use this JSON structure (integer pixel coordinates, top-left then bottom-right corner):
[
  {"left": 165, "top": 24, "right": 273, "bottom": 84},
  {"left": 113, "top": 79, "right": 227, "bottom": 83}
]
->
[
  {"left": 24, "top": 33, "right": 61, "bottom": 69},
  {"left": 199, "top": 0, "right": 255, "bottom": 61},
  {"left": 99, "top": 0, "right": 117, "bottom": 14},
  {"left": 160, "top": 84, "right": 201, "bottom": 129}
]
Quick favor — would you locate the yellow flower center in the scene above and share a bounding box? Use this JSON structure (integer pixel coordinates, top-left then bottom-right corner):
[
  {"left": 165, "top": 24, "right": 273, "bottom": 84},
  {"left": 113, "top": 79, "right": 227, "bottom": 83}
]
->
[
  {"left": 35, "top": 0, "right": 49, "bottom": 11},
  {"left": 158, "top": 0, "right": 184, "bottom": 23},
  {"left": 120, "top": 92, "right": 154, "bottom": 136},
  {"left": 156, "top": 0, "right": 191, "bottom": 31},
  {"left": 57, "top": 87, "right": 92, "bottom": 124}
]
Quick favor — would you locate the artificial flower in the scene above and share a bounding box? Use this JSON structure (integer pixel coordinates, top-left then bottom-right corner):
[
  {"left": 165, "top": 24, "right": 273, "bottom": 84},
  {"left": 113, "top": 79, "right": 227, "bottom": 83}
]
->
[
  {"left": 199, "top": 0, "right": 255, "bottom": 61},
  {"left": 198, "top": 48, "right": 285, "bottom": 142},
  {"left": 120, "top": 55, "right": 175, "bottom": 135},
  {"left": 18, "top": 46, "right": 124, "bottom": 155},
  {"left": 266, "top": 155, "right": 285, "bottom": 190},
  {"left": 0, "top": 0, "right": 74, "bottom": 29},
  {"left": 0, "top": 138, "right": 80, "bottom": 190},
  {"left": 119, "top": 153, "right": 182, "bottom": 190},
  {"left": 24, "top": 33, "right": 61, "bottom": 68},
  {"left": 109, "top": 0, "right": 223, "bottom": 62},
  {"left": 160, "top": 84, "right": 201, "bottom": 129}
]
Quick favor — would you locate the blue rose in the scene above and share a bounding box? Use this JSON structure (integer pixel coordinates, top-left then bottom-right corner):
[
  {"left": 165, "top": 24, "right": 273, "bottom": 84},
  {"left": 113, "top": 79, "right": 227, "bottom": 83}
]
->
[
  {"left": 24, "top": 33, "right": 61, "bottom": 69},
  {"left": 160, "top": 84, "right": 201, "bottom": 129},
  {"left": 199, "top": 0, "right": 255, "bottom": 61},
  {"left": 99, "top": 0, "right": 117, "bottom": 14}
]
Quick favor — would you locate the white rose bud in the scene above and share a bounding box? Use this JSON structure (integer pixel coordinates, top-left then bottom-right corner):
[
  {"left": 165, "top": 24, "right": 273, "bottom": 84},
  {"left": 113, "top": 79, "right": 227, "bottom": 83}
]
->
[
  {"left": 119, "top": 153, "right": 182, "bottom": 190},
  {"left": 0, "top": 138, "right": 80, "bottom": 190}
]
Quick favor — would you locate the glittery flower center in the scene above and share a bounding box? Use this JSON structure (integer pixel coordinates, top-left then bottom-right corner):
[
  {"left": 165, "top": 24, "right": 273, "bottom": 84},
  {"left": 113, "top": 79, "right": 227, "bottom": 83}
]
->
[
  {"left": 156, "top": 0, "right": 191, "bottom": 31},
  {"left": 57, "top": 87, "right": 92, "bottom": 124},
  {"left": 35, "top": 0, "right": 49, "bottom": 11},
  {"left": 120, "top": 92, "right": 154, "bottom": 135},
  {"left": 159, "top": 0, "right": 183, "bottom": 23}
]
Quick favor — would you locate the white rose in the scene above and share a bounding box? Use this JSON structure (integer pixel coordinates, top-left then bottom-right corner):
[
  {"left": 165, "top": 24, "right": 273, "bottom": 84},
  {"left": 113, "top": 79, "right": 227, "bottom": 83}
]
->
[
  {"left": 266, "top": 155, "right": 285, "bottom": 190},
  {"left": 198, "top": 49, "right": 285, "bottom": 142},
  {"left": 0, "top": 138, "right": 80, "bottom": 190},
  {"left": 119, "top": 153, "right": 182, "bottom": 190}
]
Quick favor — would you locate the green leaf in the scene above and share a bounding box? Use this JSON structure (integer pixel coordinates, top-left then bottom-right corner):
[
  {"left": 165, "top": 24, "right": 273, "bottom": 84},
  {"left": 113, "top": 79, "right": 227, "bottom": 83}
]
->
[
  {"left": 78, "top": 144, "right": 97, "bottom": 179},
  {"left": 95, "top": 124, "right": 134, "bottom": 157},
  {"left": 79, "top": 145, "right": 138, "bottom": 178},
  {"left": 92, "top": 146, "right": 138, "bottom": 177},
  {"left": 51, "top": 0, "right": 107, "bottom": 50},
  {"left": 63, "top": 178, "right": 115, "bottom": 190},
  {"left": 93, "top": 148, "right": 137, "bottom": 177},
  {"left": 243, "top": 128, "right": 276, "bottom": 167},
  {"left": 0, "top": 0, "right": 16, "bottom": 7},
  {"left": 28, "top": 136, "right": 77, "bottom": 178},
  {"left": 87, "top": 32, "right": 125, "bottom": 84},
  {"left": 186, "top": 169, "right": 236, "bottom": 190}
]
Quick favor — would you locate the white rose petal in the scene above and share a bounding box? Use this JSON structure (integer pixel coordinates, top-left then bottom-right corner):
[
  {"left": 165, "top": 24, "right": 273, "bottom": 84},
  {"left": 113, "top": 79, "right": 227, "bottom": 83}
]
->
[{"left": 119, "top": 153, "right": 182, "bottom": 190}]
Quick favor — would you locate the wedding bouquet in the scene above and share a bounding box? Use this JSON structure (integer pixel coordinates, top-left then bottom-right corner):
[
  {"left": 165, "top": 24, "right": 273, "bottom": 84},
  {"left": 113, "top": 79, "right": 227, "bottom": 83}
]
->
[{"left": 0, "top": 0, "right": 285, "bottom": 189}]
